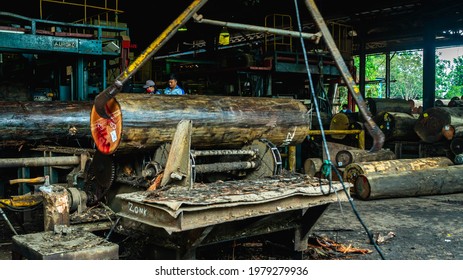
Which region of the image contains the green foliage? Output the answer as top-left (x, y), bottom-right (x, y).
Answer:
top-left (350, 48), bottom-right (463, 102)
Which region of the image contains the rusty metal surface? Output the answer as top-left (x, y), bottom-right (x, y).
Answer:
top-left (12, 230), bottom-right (119, 260)
top-left (116, 173), bottom-right (351, 232)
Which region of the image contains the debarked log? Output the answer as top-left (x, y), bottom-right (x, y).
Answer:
top-left (0, 101), bottom-right (93, 147)
top-left (373, 112), bottom-right (419, 141)
top-left (343, 156), bottom-right (454, 192)
top-left (414, 107), bottom-right (463, 143)
top-left (335, 148), bottom-right (396, 168)
top-left (90, 94), bottom-right (311, 154)
top-left (355, 165), bottom-right (463, 200)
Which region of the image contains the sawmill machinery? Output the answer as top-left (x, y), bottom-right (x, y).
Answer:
top-left (0, 0), bottom-right (384, 259)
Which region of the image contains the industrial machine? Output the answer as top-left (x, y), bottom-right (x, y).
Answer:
top-left (0, 0), bottom-right (385, 260)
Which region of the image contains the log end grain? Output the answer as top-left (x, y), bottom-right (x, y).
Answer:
top-left (354, 174), bottom-right (371, 200)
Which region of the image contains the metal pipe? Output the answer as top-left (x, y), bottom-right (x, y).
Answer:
top-left (304, 0), bottom-right (385, 152)
top-left (193, 13), bottom-right (322, 42)
top-left (195, 161), bottom-right (257, 173)
top-left (0, 156), bottom-right (80, 168)
top-left (192, 149), bottom-right (258, 157)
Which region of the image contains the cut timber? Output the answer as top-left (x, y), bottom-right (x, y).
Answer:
top-left (335, 148), bottom-right (396, 168)
top-left (414, 107), bottom-right (463, 143)
top-left (161, 120), bottom-right (192, 188)
top-left (373, 112), bottom-right (419, 141)
top-left (90, 94), bottom-right (311, 154)
top-left (343, 156), bottom-right (454, 192)
top-left (355, 165), bottom-right (463, 200)
top-left (42, 185), bottom-right (70, 231)
top-left (442, 124), bottom-right (463, 141)
top-left (303, 158), bottom-right (323, 177)
top-left (0, 101), bottom-right (93, 148)
top-left (329, 112), bottom-right (359, 140)
top-left (366, 98), bottom-right (411, 116)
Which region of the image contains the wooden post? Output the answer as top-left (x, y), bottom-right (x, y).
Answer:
top-left (160, 120), bottom-right (193, 188)
top-left (41, 184), bottom-right (70, 231)
top-left (335, 148), bottom-right (396, 168)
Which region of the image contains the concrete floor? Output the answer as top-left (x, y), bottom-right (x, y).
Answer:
top-left (311, 192), bottom-right (463, 260)
top-left (1, 192), bottom-right (462, 260)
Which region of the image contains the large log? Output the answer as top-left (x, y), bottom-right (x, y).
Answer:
top-left (303, 157), bottom-right (323, 177)
top-left (355, 165), bottom-right (463, 200)
top-left (343, 156), bottom-right (454, 190)
top-left (0, 101), bottom-right (93, 147)
top-left (414, 107), bottom-right (463, 143)
top-left (373, 112), bottom-right (419, 141)
top-left (366, 98), bottom-right (411, 116)
top-left (335, 148), bottom-right (396, 168)
top-left (329, 112), bottom-right (359, 140)
top-left (90, 94), bottom-right (311, 154)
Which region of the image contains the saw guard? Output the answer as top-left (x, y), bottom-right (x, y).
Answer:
top-left (90, 98), bottom-right (123, 155)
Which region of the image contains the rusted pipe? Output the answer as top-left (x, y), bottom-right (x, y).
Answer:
top-left (0, 156), bottom-right (80, 168)
top-left (195, 161), bottom-right (257, 173)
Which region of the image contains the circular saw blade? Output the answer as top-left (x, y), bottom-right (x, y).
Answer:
top-left (85, 150), bottom-right (116, 205)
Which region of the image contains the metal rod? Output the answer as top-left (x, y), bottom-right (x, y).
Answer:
top-left (195, 161), bottom-right (257, 173)
top-left (0, 208), bottom-right (18, 235)
top-left (193, 13), bottom-right (322, 42)
top-left (192, 149), bottom-right (258, 157)
top-left (0, 156), bottom-right (80, 168)
top-left (304, 0), bottom-right (385, 152)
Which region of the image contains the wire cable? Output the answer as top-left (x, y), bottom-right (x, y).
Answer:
top-left (293, 0), bottom-right (385, 260)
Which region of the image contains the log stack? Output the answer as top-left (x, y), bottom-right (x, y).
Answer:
top-left (373, 112), bottom-right (419, 141)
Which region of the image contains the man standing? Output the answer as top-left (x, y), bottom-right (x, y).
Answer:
top-left (164, 74), bottom-right (185, 95)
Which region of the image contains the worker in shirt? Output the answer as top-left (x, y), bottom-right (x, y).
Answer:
top-left (143, 79), bottom-right (161, 94)
top-left (164, 74), bottom-right (185, 95)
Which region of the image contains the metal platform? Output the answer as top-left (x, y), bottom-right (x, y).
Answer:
top-left (116, 173), bottom-right (351, 259)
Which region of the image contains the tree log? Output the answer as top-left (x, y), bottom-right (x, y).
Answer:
top-left (343, 156), bottom-right (454, 191)
top-left (90, 94), bottom-right (311, 154)
top-left (355, 165), bottom-right (463, 200)
top-left (373, 112), bottom-right (419, 141)
top-left (0, 101), bottom-right (93, 148)
top-left (366, 98), bottom-right (411, 116)
top-left (303, 158), bottom-right (323, 177)
top-left (450, 137), bottom-right (463, 154)
top-left (414, 107), bottom-right (463, 143)
top-left (335, 148), bottom-right (396, 168)
top-left (329, 112), bottom-right (359, 140)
